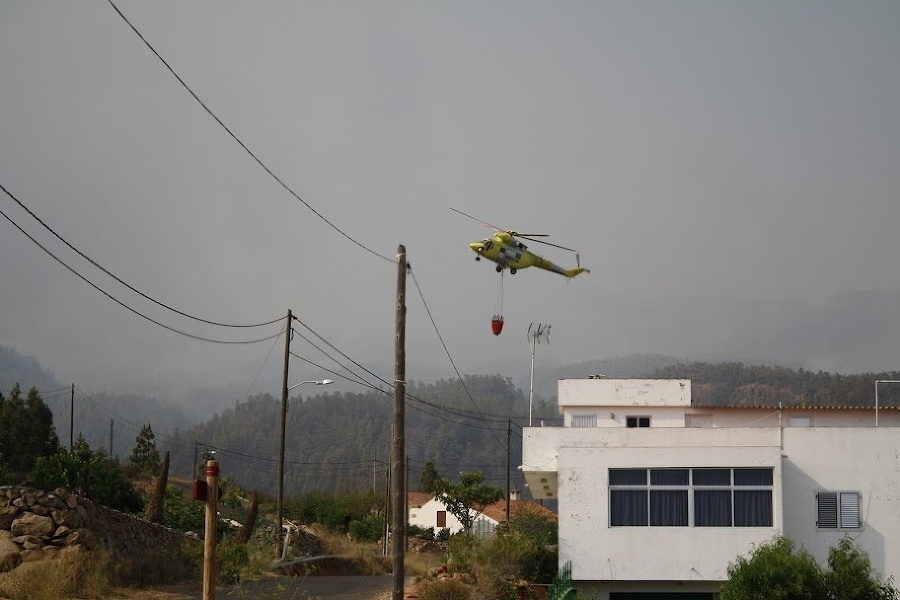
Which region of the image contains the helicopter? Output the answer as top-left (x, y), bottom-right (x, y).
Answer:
top-left (452, 208), bottom-right (590, 278)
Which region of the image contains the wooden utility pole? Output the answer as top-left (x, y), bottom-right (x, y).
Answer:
top-left (277, 309), bottom-right (293, 555)
top-left (506, 418), bottom-right (511, 523)
top-left (203, 460), bottom-right (219, 600)
top-left (69, 384), bottom-right (75, 449)
top-left (392, 245), bottom-right (407, 600)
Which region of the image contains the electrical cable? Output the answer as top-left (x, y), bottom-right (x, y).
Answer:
top-left (105, 0), bottom-right (395, 265)
top-left (409, 268), bottom-right (507, 450)
top-left (1, 182), bottom-right (282, 328)
top-left (0, 204), bottom-right (283, 345)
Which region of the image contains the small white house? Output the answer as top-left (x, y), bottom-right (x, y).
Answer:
top-left (522, 378), bottom-right (900, 599)
top-left (408, 490), bottom-right (556, 537)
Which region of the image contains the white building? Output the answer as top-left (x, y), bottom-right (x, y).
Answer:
top-left (522, 378), bottom-right (900, 599)
top-left (408, 490), bottom-right (556, 537)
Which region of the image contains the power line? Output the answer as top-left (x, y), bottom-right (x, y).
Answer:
top-left (409, 268), bottom-right (507, 450)
top-left (105, 0), bottom-right (394, 264)
top-left (0, 203), bottom-right (283, 345)
top-left (1, 182), bottom-right (282, 328)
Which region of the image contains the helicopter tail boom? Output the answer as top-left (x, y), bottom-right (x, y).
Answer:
top-left (564, 266), bottom-right (589, 278)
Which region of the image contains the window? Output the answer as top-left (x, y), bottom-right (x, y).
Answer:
top-left (609, 467), bottom-right (774, 528)
top-left (685, 414), bottom-right (712, 428)
top-left (789, 416), bottom-right (811, 427)
top-left (817, 492), bottom-right (861, 529)
top-left (571, 414), bottom-right (598, 428)
top-left (626, 416), bottom-right (651, 428)
top-left (436, 511), bottom-right (447, 528)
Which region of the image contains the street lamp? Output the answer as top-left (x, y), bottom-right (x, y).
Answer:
top-left (288, 379), bottom-right (333, 391)
top-left (277, 379), bottom-right (333, 553)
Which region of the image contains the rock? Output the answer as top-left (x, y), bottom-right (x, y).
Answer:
top-left (0, 506), bottom-right (19, 530)
top-left (38, 494), bottom-right (68, 511)
top-left (11, 512), bottom-right (55, 537)
top-left (0, 534), bottom-right (21, 573)
top-left (12, 535), bottom-right (43, 550)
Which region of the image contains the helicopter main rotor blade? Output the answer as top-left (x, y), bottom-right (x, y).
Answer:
top-left (518, 235), bottom-right (577, 252)
top-left (450, 207), bottom-right (506, 232)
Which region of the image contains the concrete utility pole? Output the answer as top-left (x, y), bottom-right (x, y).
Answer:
top-left (277, 309), bottom-right (293, 554)
top-left (392, 245), bottom-right (407, 600)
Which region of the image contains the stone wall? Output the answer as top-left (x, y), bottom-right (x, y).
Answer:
top-left (0, 486), bottom-right (195, 576)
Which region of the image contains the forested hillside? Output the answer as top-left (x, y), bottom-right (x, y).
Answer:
top-left (163, 375), bottom-right (541, 497)
top-left (647, 362), bottom-right (900, 408)
top-left (6, 343), bottom-right (900, 500)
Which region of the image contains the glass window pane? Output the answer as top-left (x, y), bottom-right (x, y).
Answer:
top-left (734, 468), bottom-right (773, 486)
top-left (638, 417), bottom-right (650, 427)
top-left (609, 469), bottom-right (647, 486)
top-left (692, 468), bottom-right (731, 486)
top-left (650, 490), bottom-right (688, 526)
top-left (651, 469), bottom-right (689, 486)
top-left (734, 490), bottom-right (773, 526)
top-left (694, 490), bottom-right (732, 527)
top-left (611, 490), bottom-right (648, 526)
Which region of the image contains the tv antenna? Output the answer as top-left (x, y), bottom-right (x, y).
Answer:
top-left (527, 323), bottom-right (551, 426)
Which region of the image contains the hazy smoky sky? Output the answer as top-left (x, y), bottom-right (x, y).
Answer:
top-left (2, 1), bottom-right (899, 398)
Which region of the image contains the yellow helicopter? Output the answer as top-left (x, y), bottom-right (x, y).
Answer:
top-left (452, 208), bottom-right (590, 278)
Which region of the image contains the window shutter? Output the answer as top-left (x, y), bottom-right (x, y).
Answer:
top-left (817, 492), bottom-right (838, 528)
top-left (572, 414), bottom-right (598, 428)
top-left (840, 492), bottom-right (861, 528)
top-left (685, 414), bottom-right (712, 428)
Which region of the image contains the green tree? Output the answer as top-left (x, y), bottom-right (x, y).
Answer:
top-left (0, 384), bottom-right (60, 479)
top-left (129, 423), bottom-right (161, 475)
top-left (432, 470), bottom-right (504, 537)
top-left (420, 461), bottom-right (440, 493)
top-left (825, 537), bottom-right (899, 600)
top-left (718, 537), bottom-right (826, 600)
top-left (29, 435), bottom-right (144, 513)
top-left (718, 536), bottom-right (899, 600)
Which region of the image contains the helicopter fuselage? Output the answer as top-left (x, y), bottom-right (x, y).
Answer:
top-left (468, 232), bottom-right (587, 278)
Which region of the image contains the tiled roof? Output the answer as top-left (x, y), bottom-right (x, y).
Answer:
top-left (408, 491), bottom-right (433, 508)
top-left (479, 499), bottom-right (557, 524)
top-left (691, 403), bottom-right (900, 410)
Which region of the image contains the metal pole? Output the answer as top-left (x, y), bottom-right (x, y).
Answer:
top-left (277, 309), bottom-right (292, 553)
top-left (529, 333), bottom-right (536, 427)
top-left (874, 380), bottom-right (900, 427)
top-left (392, 245), bottom-right (407, 600)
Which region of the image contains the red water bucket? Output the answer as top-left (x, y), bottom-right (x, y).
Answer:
top-left (491, 316), bottom-right (504, 335)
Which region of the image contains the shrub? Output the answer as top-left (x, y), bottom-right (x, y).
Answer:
top-left (217, 544), bottom-right (250, 585)
top-left (418, 578), bottom-right (472, 600)
top-left (349, 515), bottom-right (385, 542)
top-left (163, 485), bottom-right (205, 532)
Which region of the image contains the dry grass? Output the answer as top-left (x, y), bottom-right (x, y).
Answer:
top-left (0, 548), bottom-right (111, 600)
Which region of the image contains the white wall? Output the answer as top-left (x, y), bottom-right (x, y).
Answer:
top-left (408, 497), bottom-right (465, 534)
top-left (559, 379), bottom-right (691, 412)
top-left (782, 427), bottom-right (900, 579)
top-left (553, 429), bottom-right (782, 582)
